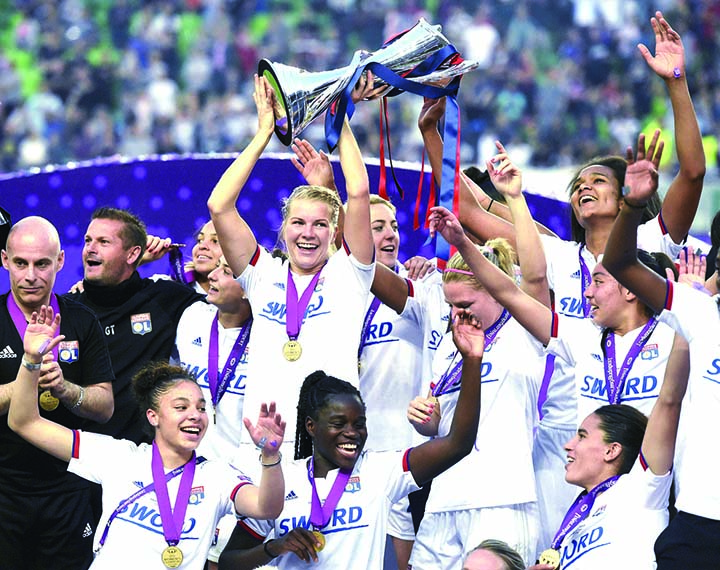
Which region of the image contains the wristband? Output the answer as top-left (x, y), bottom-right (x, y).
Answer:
top-left (21, 357), bottom-right (42, 371)
top-left (485, 198), bottom-right (494, 212)
top-left (259, 451), bottom-right (282, 467)
top-left (264, 540), bottom-right (278, 559)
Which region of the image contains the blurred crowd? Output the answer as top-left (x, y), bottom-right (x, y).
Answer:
top-left (0, 0), bottom-right (719, 173)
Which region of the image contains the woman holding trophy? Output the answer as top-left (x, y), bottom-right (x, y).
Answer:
top-left (207, 73), bottom-right (380, 458)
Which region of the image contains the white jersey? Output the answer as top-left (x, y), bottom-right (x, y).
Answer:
top-left (172, 301), bottom-right (250, 462)
top-left (547, 314), bottom-right (675, 425)
top-left (659, 280), bottom-right (720, 519)
top-left (557, 460), bottom-right (671, 569)
top-left (425, 320), bottom-right (543, 512)
top-left (238, 246), bottom-right (374, 447)
top-left (359, 266), bottom-right (449, 452)
top-left (242, 450), bottom-right (419, 569)
top-left (67, 432), bottom-right (251, 570)
top-left (537, 219), bottom-right (681, 428)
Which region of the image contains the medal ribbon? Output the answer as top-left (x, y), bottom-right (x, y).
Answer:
top-left (432, 309), bottom-right (511, 397)
top-left (151, 442), bottom-right (197, 547)
top-left (168, 248), bottom-right (188, 284)
top-left (550, 475), bottom-right (620, 550)
top-left (7, 293), bottom-right (61, 361)
top-left (207, 313), bottom-right (252, 408)
top-left (98, 451), bottom-right (203, 548)
top-left (602, 317), bottom-right (658, 404)
top-left (358, 265), bottom-right (400, 361)
top-left (357, 296), bottom-right (382, 361)
top-left (578, 246), bottom-right (592, 318)
top-left (285, 265), bottom-right (324, 342)
top-left (307, 458), bottom-right (352, 530)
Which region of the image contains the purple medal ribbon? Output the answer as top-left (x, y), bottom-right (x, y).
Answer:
top-left (578, 246), bottom-right (592, 318)
top-left (602, 317), bottom-right (658, 404)
top-left (307, 457), bottom-right (352, 530)
top-left (432, 309), bottom-right (511, 397)
top-left (168, 248), bottom-right (188, 284)
top-left (98, 447), bottom-right (200, 548)
top-left (207, 313), bottom-right (252, 408)
top-left (7, 293), bottom-right (61, 361)
top-left (151, 442), bottom-right (197, 547)
top-left (286, 265), bottom-right (324, 342)
top-left (358, 296), bottom-right (382, 361)
top-left (551, 475), bottom-right (619, 550)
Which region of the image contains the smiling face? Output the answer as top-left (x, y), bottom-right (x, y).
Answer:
top-left (192, 221), bottom-right (223, 278)
top-left (564, 413), bottom-right (623, 491)
top-left (307, 393), bottom-right (367, 474)
top-left (583, 262), bottom-right (629, 329)
top-left (83, 218), bottom-right (141, 285)
top-left (206, 256), bottom-right (246, 311)
top-left (282, 198), bottom-right (336, 275)
top-left (570, 165), bottom-right (621, 229)
top-left (370, 202), bottom-right (400, 269)
top-left (443, 280), bottom-right (503, 332)
top-left (147, 380), bottom-right (208, 461)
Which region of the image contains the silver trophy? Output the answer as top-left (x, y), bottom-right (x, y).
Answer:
top-left (258, 18), bottom-right (477, 146)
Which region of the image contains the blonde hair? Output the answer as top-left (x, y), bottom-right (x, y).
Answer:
top-left (369, 194), bottom-right (397, 214)
top-left (278, 185), bottom-right (342, 250)
top-left (443, 238), bottom-right (516, 287)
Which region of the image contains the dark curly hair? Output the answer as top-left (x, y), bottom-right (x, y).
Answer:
top-left (132, 361), bottom-right (198, 436)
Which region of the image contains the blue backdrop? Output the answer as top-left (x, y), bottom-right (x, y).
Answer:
top-left (0, 154), bottom-right (571, 294)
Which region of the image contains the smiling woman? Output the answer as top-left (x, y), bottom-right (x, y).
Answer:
top-left (7, 306), bottom-right (287, 570)
top-left (217, 308), bottom-right (486, 570)
top-left (206, 74), bottom-right (376, 457)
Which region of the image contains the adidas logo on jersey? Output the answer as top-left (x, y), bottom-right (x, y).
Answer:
top-left (273, 282), bottom-right (286, 291)
top-left (82, 523), bottom-right (93, 538)
top-left (285, 490), bottom-right (298, 501)
top-left (571, 269), bottom-right (581, 279)
top-left (0, 345), bottom-right (16, 358)
top-left (192, 337), bottom-right (202, 347)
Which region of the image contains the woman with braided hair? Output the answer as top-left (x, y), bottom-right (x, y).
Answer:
top-left (217, 308), bottom-right (486, 570)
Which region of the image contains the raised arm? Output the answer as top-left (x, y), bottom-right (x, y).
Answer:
top-left (430, 206), bottom-right (553, 345)
top-left (486, 141), bottom-right (551, 307)
top-left (8, 306), bottom-right (74, 462)
top-left (417, 97), bottom-right (516, 244)
top-left (337, 116), bottom-right (373, 264)
top-left (207, 74), bottom-right (273, 276)
top-left (291, 138), bottom-right (345, 252)
top-left (640, 11), bottom-right (705, 242)
top-left (641, 333), bottom-right (688, 475)
top-left (603, 134), bottom-right (668, 313)
top-left (405, 310), bottom-right (483, 484)
top-left (232, 402), bottom-right (286, 519)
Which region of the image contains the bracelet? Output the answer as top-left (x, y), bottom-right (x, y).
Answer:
top-left (263, 540), bottom-right (278, 559)
top-left (485, 198), bottom-right (494, 212)
top-left (68, 386), bottom-right (85, 411)
top-left (21, 357), bottom-right (42, 371)
top-left (259, 451), bottom-right (282, 467)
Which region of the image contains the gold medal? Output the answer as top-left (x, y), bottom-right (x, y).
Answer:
top-left (282, 340), bottom-right (302, 361)
top-left (538, 548), bottom-right (561, 569)
top-left (161, 545), bottom-right (183, 568)
top-left (39, 390), bottom-right (60, 411)
top-left (312, 530), bottom-right (326, 552)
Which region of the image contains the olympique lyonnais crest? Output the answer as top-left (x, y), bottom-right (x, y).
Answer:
top-left (131, 313), bottom-right (152, 335)
top-left (58, 340), bottom-right (79, 363)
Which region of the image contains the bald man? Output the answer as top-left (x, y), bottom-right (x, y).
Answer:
top-left (0, 216), bottom-right (115, 570)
